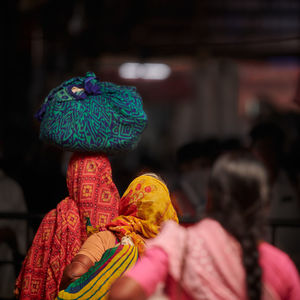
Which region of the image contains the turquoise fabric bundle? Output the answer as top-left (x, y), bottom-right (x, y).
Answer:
top-left (36, 72), bottom-right (147, 153)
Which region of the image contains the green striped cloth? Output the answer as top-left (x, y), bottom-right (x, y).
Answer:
top-left (56, 244), bottom-right (138, 300)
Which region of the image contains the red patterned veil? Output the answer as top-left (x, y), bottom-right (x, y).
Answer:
top-left (15, 153), bottom-right (120, 299)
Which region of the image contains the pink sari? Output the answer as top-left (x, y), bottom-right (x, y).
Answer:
top-left (148, 218), bottom-right (280, 300)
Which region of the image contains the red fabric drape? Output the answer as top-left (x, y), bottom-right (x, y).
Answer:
top-left (16, 153), bottom-right (120, 299)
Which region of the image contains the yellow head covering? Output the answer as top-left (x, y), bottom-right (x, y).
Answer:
top-left (106, 174), bottom-right (178, 254)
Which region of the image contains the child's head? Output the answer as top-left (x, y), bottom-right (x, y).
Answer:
top-left (107, 173), bottom-right (178, 253)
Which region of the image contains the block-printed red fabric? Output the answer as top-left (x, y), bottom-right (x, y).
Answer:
top-left (16, 153), bottom-right (120, 299)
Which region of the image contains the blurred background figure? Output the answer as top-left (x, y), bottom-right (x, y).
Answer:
top-left (170, 138), bottom-right (220, 222)
top-left (108, 151), bottom-right (300, 300)
top-left (249, 121), bottom-right (286, 188)
top-left (249, 120), bottom-right (300, 270)
top-left (170, 136), bottom-right (245, 224)
top-left (0, 140), bottom-right (28, 299)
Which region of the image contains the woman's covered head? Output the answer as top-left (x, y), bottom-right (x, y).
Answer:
top-left (207, 151), bottom-right (270, 234)
top-left (107, 173), bottom-right (178, 253)
top-left (66, 152), bottom-right (120, 230)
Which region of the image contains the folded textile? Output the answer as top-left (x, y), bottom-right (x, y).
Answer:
top-left (36, 72), bottom-right (147, 153)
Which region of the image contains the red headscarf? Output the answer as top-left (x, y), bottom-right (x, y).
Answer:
top-left (15, 153), bottom-right (119, 300)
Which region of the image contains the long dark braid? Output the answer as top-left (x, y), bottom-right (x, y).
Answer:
top-left (207, 151), bottom-right (269, 300)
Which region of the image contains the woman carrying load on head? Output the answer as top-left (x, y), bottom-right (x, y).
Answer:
top-left (57, 172), bottom-right (178, 300)
top-left (15, 72), bottom-right (148, 300)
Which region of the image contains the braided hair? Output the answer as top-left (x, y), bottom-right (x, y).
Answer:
top-left (207, 151), bottom-right (269, 300)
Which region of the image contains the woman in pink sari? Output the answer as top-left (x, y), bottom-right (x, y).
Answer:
top-left (108, 151), bottom-right (300, 300)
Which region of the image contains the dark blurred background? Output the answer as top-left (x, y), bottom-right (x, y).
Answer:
top-left (1, 0), bottom-right (300, 298)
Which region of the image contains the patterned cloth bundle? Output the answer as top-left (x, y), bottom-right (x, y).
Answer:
top-left (36, 72), bottom-right (147, 153)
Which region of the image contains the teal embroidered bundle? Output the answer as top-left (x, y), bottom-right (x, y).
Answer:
top-left (36, 72), bottom-right (148, 153)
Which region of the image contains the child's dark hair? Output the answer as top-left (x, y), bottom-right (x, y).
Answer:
top-left (207, 151), bottom-right (269, 300)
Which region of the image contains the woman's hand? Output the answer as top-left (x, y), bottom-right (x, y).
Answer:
top-left (59, 254), bottom-right (94, 291)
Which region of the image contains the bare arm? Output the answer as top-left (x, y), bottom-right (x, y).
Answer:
top-left (59, 230), bottom-right (117, 290)
top-left (59, 254), bottom-right (94, 290)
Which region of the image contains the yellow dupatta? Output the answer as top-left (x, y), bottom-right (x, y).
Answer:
top-left (107, 174), bottom-right (178, 254)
